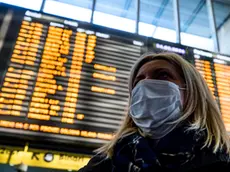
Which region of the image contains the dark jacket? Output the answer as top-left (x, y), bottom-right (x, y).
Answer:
top-left (79, 126), bottom-right (230, 172)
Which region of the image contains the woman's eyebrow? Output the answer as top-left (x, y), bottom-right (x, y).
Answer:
top-left (152, 67), bottom-right (174, 73)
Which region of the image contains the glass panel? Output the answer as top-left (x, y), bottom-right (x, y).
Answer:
top-left (181, 32), bottom-right (214, 50)
top-left (43, 0), bottom-right (93, 22)
top-left (138, 22), bottom-right (156, 37)
top-left (179, 0), bottom-right (213, 51)
top-left (139, 0), bottom-right (176, 42)
top-left (93, 0), bottom-right (137, 33)
top-left (154, 27), bottom-right (176, 43)
top-left (214, 1), bottom-right (230, 55)
top-left (0, 0), bottom-right (43, 11)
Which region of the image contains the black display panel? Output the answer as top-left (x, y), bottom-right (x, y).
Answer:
top-left (146, 37), bottom-right (192, 63)
top-left (0, 8), bottom-right (145, 147)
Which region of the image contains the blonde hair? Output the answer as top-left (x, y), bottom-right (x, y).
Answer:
top-left (96, 52), bottom-right (230, 157)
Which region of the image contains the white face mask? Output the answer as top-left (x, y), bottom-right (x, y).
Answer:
top-left (129, 79), bottom-right (183, 139)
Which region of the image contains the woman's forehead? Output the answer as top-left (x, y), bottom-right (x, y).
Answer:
top-left (137, 59), bottom-right (177, 75)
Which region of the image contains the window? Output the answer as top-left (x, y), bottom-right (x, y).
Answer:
top-left (43, 0), bottom-right (93, 22)
top-left (213, 1), bottom-right (230, 55)
top-left (138, 22), bottom-right (156, 37)
top-left (154, 27), bottom-right (176, 43)
top-left (181, 32), bottom-right (214, 50)
top-left (0, 0), bottom-right (43, 11)
top-left (179, 0), bottom-right (213, 51)
top-left (139, 0), bottom-right (176, 42)
top-left (93, 0), bottom-right (137, 33)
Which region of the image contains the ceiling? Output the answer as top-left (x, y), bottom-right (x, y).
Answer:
top-left (3, 0), bottom-right (229, 38)
top-left (91, 0), bottom-right (230, 38)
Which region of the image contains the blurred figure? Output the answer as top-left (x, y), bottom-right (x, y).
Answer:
top-left (79, 53), bottom-right (230, 172)
top-left (14, 163), bottom-right (27, 172)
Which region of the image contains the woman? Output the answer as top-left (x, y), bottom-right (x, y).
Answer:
top-left (79, 52), bottom-right (230, 172)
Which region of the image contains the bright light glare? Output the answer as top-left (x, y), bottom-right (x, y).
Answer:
top-left (153, 27), bottom-right (176, 43)
top-left (139, 23), bottom-right (177, 43)
top-left (0, 0), bottom-right (43, 10)
top-left (138, 22), bottom-right (156, 37)
top-left (138, 22), bottom-right (214, 51)
top-left (181, 32), bottom-right (214, 51)
top-left (93, 11), bottom-right (136, 33)
top-left (43, 0), bottom-right (92, 22)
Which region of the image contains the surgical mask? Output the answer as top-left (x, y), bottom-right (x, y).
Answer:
top-left (129, 79), bottom-right (183, 139)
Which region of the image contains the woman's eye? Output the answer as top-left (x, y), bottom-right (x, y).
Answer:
top-left (156, 72), bottom-right (171, 80)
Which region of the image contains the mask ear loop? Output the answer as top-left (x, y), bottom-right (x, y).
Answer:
top-left (179, 82), bottom-right (187, 90)
top-left (179, 84), bottom-right (186, 91)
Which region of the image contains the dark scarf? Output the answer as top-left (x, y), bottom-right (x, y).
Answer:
top-left (111, 126), bottom-right (229, 172)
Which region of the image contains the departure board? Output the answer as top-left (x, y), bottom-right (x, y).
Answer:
top-left (0, 6), bottom-right (230, 148)
top-left (0, 10), bottom-right (144, 146)
top-left (193, 49), bottom-right (230, 132)
top-left (214, 55), bottom-right (230, 131)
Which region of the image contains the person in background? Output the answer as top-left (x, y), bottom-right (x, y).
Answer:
top-left (14, 163), bottom-right (28, 172)
top-left (79, 53), bottom-right (230, 172)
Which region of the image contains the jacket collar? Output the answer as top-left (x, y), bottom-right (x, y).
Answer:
top-left (112, 125), bottom-right (229, 172)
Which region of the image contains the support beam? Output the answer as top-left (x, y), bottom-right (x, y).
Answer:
top-left (206, 0), bottom-right (220, 52)
top-left (121, 0), bottom-right (133, 17)
top-left (214, 0), bottom-right (230, 6)
top-left (151, 0), bottom-right (169, 37)
top-left (173, 0), bottom-right (181, 43)
top-left (217, 13), bottom-right (230, 31)
top-left (90, 0), bottom-right (96, 23)
top-left (40, 0), bottom-right (46, 11)
top-left (152, 0), bottom-right (169, 25)
top-left (136, 0), bottom-right (140, 34)
top-left (181, 0), bottom-right (205, 32)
